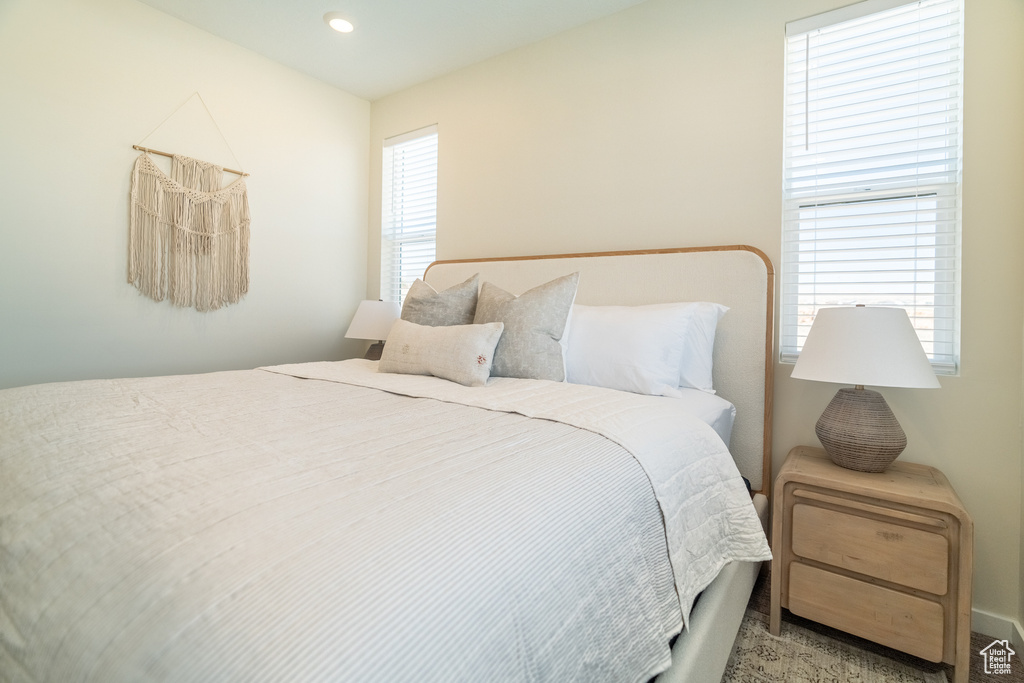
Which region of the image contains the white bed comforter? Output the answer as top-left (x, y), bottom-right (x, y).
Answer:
top-left (0, 360), bottom-right (769, 683)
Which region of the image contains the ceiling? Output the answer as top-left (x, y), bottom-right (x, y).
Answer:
top-left (136, 0), bottom-right (651, 101)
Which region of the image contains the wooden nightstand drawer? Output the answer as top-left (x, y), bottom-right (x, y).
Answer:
top-left (789, 562), bottom-right (945, 662)
top-left (791, 502), bottom-right (948, 594)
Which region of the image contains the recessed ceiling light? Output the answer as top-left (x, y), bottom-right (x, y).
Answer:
top-left (323, 12), bottom-right (354, 33)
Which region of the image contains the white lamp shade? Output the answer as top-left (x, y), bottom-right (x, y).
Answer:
top-left (345, 300), bottom-right (401, 341)
top-left (791, 306), bottom-right (940, 389)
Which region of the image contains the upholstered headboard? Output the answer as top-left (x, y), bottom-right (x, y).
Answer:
top-left (424, 245), bottom-right (774, 495)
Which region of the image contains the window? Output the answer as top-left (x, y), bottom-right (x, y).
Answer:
top-left (781, 0), bottom-right (962, 374)
top-left (381, 125), bottom-right (438, 304)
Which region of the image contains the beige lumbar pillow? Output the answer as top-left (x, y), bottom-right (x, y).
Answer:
top-left (378, 318), bottom-right (504, 387)
top-left (400, 274), bottom-right (479, 326)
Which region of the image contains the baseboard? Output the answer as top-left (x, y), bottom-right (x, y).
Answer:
top-left (972, 607), bottom-right (1024, 652)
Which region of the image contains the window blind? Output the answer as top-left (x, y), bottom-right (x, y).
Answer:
top-left (781, 0), bottom-right (961, 374)
top-left (381, 125), bottom-right (438, 305)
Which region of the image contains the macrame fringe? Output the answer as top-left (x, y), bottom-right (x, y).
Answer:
top-left (128, 153), bottom-right (249, 312)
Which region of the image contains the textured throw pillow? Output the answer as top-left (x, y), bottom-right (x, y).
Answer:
top-left (565, 303), bottom-right (692, 397)
top-left (473, 273), bottom-right (579, 381)
top-left (401, 274), bottom-right (479, 326)
top-left (378, 319), bottom-right (504, 387)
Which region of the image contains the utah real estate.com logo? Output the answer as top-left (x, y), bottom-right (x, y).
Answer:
top-left (980, 639), bottom-right (1015, 675)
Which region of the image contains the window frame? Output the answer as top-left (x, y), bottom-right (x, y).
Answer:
top-left (780, 0), bottom-right (963, 375)
top-left (380, 125), bottom-right (439, 305)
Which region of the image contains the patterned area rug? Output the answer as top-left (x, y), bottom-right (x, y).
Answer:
top-left (723, 609), bottom-right (948, 682)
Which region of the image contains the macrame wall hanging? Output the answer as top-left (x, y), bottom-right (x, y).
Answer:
top-left (128, 93), bottom-right (251, 312)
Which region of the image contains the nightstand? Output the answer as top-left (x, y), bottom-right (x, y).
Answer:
top-left (770, 446), bottom-right (973, 683)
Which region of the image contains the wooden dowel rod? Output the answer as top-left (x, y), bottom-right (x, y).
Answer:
top-left (132, 145), bottom-right (249, 177)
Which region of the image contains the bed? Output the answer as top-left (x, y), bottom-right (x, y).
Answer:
top-left (0, 245), bottom-right (774, 683)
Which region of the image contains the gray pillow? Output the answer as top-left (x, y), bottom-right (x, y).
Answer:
top-left (401, 274), bottom-right (479, 326)
top-left (378, 319), bottom-right (504, 387)
top-left (473, 272), bottom-right (579, 381)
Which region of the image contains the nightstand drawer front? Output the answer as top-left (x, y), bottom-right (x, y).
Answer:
top-left (788, 563), bottom-right (945, 662)
top-left (791, 503), bottom-right (948, 594)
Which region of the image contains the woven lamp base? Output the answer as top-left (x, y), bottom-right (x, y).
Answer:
top-left (364, 342), bottom-right (385, 361)
top-left (815, 387), bottom-right (907, 473)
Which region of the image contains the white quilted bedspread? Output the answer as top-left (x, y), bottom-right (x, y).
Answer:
top-left (0, 360), bottom-right (769, 683)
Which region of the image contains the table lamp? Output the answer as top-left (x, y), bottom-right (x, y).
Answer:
top-left (345, 300), bottom-right (401, 360)
top-left (791, 305), bottom-right (940, 472)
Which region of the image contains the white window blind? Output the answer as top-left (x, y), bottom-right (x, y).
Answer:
top-left (781, 0), bottom-right (962, 374)
top-left (381, 125), bottom-right (438, 304)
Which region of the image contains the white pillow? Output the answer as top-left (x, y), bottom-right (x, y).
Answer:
top-left (565, 302), bottom-right (727, 396)
top-left (678, 302), bottom-right (728, 393)
top-left (378, 319), bottom-right (504, 387)
top-left (566, 303), bottom-right (690, 397)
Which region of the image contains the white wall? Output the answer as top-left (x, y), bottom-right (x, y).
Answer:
top-left (0, 0), bottom-right (370, 390)
top-left (369, 0), bottom-right (1024, 627)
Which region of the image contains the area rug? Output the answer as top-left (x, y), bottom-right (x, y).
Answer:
top-left (723, 609), bottom-right (948, 682)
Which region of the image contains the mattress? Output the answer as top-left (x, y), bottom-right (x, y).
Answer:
top-left (0, 360), bottom-right (769, 682)
top-left (674, 387), bottom-right (736, 446)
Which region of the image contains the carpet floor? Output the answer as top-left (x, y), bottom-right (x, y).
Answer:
top-left (733, 569), bottom-right (1024, 683)
top-left (724, 608), bottom-right (947, 682)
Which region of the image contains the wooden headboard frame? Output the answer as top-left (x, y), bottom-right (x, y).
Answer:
top-left (424, 245), bottom-right (775, 496)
